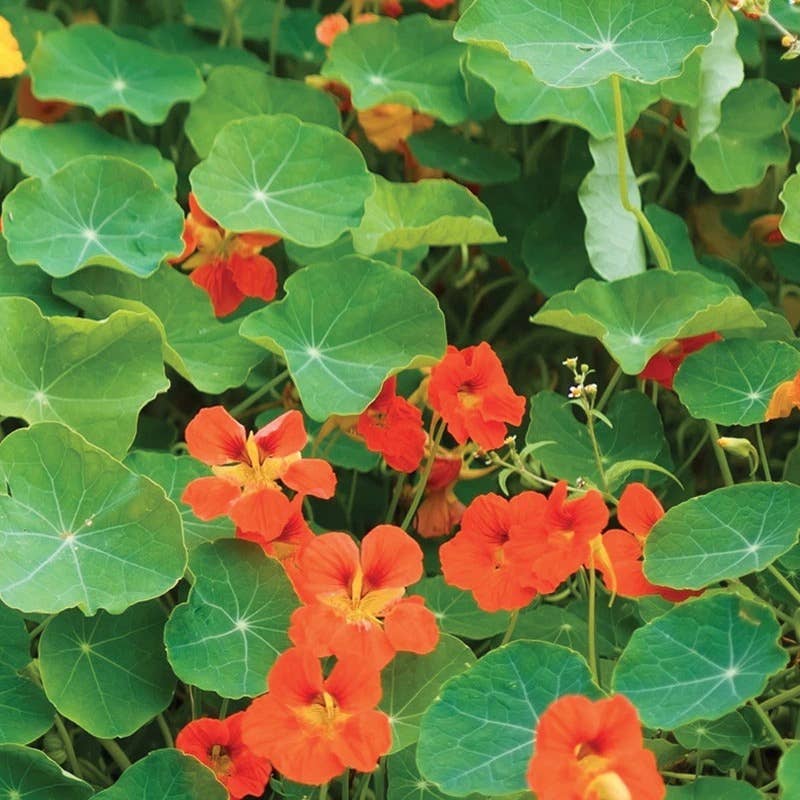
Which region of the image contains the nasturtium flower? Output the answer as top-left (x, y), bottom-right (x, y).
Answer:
top-left (439, 492), bottom-right (540, 612)
top-left (356, 376), bottom-right (426, 473)
top-left (415, 454), bottom-right (465, 538)
top-left (590, 483), bottom-right (697, 603)
top-left (506, 482), bottom-right (609, 595)
top-left (172, 193), bottom-right (279, 317)
top-left (237, 492), bottom-right (313, 564)
top-left (315, 13), bottom-right (350, 46)
top-left (243, 647), bottom-right (392, 785)
top-left (527, 694), bottom-right (665, 800)
top-left (0, 16), bottom-right (24, 78)
top-left (182, 406), bottom-right (337, 531)
top-left (289, 525), bottom-right (439, 669)
top-left (638, 332), bottom-right (721, 390)
top-left (420, 0), bottom-right (455, 8)
top-left (176, 712), bottom-right (272, 800)
top-left (428, 342), bottom-right (526, 451)
top-left (765, 370), bottom-right (800, 421)
top-left (749, 213), bottom-right (787, 246)
top-left (381, 0), bottom-right (403, 17)
top-left (17, 76), bottom-right (72, 123)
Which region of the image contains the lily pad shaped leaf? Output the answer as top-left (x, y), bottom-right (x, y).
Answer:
top-left (387, 747), bottom-right (483, 800)
top-left (0, 745), bottom-right (93, 800)
top-left (29, 24), bottom-right (204, 124)
top-left (612, 594), bottom-right (786, 729)
top-left (241, 256), bottom-right (446, 420)
top-left (352, 176), bottom-right (503, 255)
top-left (417, 641), bottom-right (596, 796)
top-left (666, 777), bottom-right (764, 800)
top-left (0, 240), bottom-right (74, 316)
top-left (0, 298), bottom-right (168, 458)
top-left (186, 66), bottom-right (341, 158)
top-left (780, 165), bottom-right (800, 244)
top-left (0, 604), bottom-right (29, 671)
top-left (381, 634), bottom-right (476, 753)
top-left (322, 16), bottom-right (470, 124)
top-left (190, 114), bottom-right (373, 247)
top-left (0, 423), bottom-right (186, 616)
top-left (644, 483), bottom-right (800, 590)
top-left (53, 265), bottom-right (264, 395)
top-left (165, 540), bottom-right (296, 699)
top-left (38, 602), bottom-right (175, 738)
top-left (673, 711), bottom-right (753, 756)
top-left (184, 0), bottom-right (278, 40)
top-left (0, 120), bottom-right (177, 194)
top-left (778, 744), bottom-right (800, 797)
top-left (92, 749), bottom-right (227, 800)
top-left (674, 339), bottom-right (800, 426)
top-left (2, 156), bottom-right (185, 279)
top-left (0, 667), bottom-right (54, 746)
top-left (532, 271), bottom-right (764, 374)
top-left (454, 0), bottom-right (715, 88)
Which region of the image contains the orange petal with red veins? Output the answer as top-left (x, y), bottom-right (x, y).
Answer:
top-left (297, 531), bottom-right (360, 596)
top-left (616, 483), bottom-right (664, 538)
top-left (185, 406), bottom-right (247, 464)
top-left (182, 476), bottom-right (241, 520)
top-left (228, 252), bottom-right (278, 302)
top-left (190, 259), bottom-right (246, 317)
top-left (361, 524), bottom-right (423, 589)
top-left (254, 409), bottom-right (307, 457)
top-left (283, 458), bottom-right (337, 498)
top-left (229, 489), bottom-right (292, 541)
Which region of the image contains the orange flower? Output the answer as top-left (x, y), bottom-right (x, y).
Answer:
top-left (420, 0), bottom-right (455, 7)
top-left (749, 213), bottom-right (787, 247)
top-left (242, 648), bottom-right (392, 784)
top-left (527, 695), bottom-right (665, 800)
top-left (590, 483), bottom-right (697, 603)
top-left (505, 482), bottom-right (609, 595)
top-left (428, 342), bottom-right (525, 451)
top-left (415, 455), bottom-right (465, 538)
top-left (315, 13), bottom-right (349, 46)
top-left (765, 370), bottom-right (800, 421)
top-left (381, 0), bottom-right (404, 17)
top-left (176, 712), bottom-right (272, 800)
top-left (356, 377), bottom-right (426, 472)
top-left (171, 194), bottom-right (279, 317)
top-left (638, 332), bottom-right (721, 390)
top-left (439, 493), bottom-right (540, 612)
top-left (289, 525), bottom-right (439, 668)
top-left (181, 406), bottom-right (337, 531)
top-left (237, 493), bottom-right (313, 563)
top-left (17, 77), bottom-right (72, 123)
top-left (0, 16), bottom-right (24, 78)
top-left (358, 104), bottom-right (415, 152)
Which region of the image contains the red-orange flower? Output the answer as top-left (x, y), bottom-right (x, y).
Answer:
top-left (439, 492), bottom-right (540, 612)
top-left (289, 525), bottom-right (439, 669)
top-left (428, 342), bottom-right (525, 451)
top-left (527, 694), bottom-right (665, 800)
top-left (765, 370), bottom-right (800, 421)
top-left (171, 194), bottom-right (279, 317)
top-left (176, 712), bottom-right (272, 800)
top-left (242, 648), bottom-right (392, 785)
top-left (415, 455), bottom-right (465, 538)
top-left (381, 0), bottom-right (403, 17)
top-left (420, 0), bottom-right (455, 8)
top-left (750, 213), bottom-right (787, 246)
top-left (237, 493), bottom-right (314, 563)
top-left (17, 77), bottom-right (72, 123)
top-left (315, 13), bottom-right (349, 46)
top-left (590, 483), bottom-right (697, 603)
top-left (356, 377), bottom-right (426, 472)
top-left (182, 406), bottom-right (337, 531)
top-left (505, 482), bottom-right (609, 595)
top-left (638, 333), bottom-right (721, 390)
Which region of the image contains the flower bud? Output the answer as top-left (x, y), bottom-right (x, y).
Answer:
top-left (717, 437), bottom-right (757, 460)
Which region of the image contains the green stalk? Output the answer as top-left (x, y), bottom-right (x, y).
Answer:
top-left (99, 738), bottom-right (133, 771)
top-left (270, 0), bottom-right (286, 75)
top-left (54, 715), bottom-right (84, 779)
top-left (707, 420), bottom-right (734, 487)
top-left (156, 714), bottom-right (174, 748)
top-left (749, 700), bottom-right (788, 753)
top-left (230, 368), bottom-right (290, 417)
top-left (401, 419), bottom-right (445, 531)
top-left (586, 562), bottom-right (599, 684)
top-left (755, 424), bottom-right (772, 481)
top-left (500, 608), bottom-right (519, 646)
top-left (767, 564), bottom-right (800, 606)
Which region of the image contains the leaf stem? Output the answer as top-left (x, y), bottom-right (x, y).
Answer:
top-left (385, 473), bottom-right (406, 523)
top-left (767, 564), bottom-right (800, 606)
top-left (270, 0), bottom-right (286, 75)
top-left (706, 420), bottom-right (734, 487)
top-left (156, 713), bottom-right (174, 748)
top-left (401, 418), bottom-right (444, 531)
top-left (500, 608), bottom-right (519, 646)
top-left (230, 368), bottom-right (290, 417)
top-left (610, 74), bottom-right (672, 271)
top-left (28, 614), bottom-right (55, 640)
top-left (53, 715), bottom-right (84, 780)
top-left (755, 424), bottom-right (772, 481)
top-left (586, 560), bottom-right (599, 684)
top-left (749, 699), bottom-right (788, 753)
top-left (99, 738), bottom-right (133, 772)
top-left (762, 681), bottom-right (800, 711)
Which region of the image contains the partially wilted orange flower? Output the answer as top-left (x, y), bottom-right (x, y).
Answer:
top-left (765, 370), bottom-right (800, 421)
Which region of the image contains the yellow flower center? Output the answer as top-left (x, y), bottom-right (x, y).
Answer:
top-left (584, 771), bottom-right (631, 800)
top-left (323, 565), bottom-right (404, 627)
top-left (212, 433), bottom-right (300, 491)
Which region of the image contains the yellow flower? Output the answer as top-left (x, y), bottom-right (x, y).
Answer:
top-left (0, 16), bottom-right (24, 79)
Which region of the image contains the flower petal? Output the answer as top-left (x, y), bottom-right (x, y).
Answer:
top-left (185, 406), bottom-right (247, 465)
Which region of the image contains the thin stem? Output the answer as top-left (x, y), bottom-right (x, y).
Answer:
top-left (77, 758), bottom-right (112, 787)
top-left (99, 738), bottom-right (133, 771)
top-left (762, 681), bottom-right (800, 711)
top-left (156, 714), bottom-right (174, 749)
top-left (401, 418), bottom-right (445, 531)
top-left (749, 700), bottom-right (788, 753)
top-left (586, 560), bottom-right (599, 684)
top-left (0, 80), bottom-right (20, 133)
top-left (661, 771), bottom-right (697, 782)
top-left (385, 473), bottom-right (406, 523)
top-left (767, 564), bottom-right (800, 606)
top-left (270, 0), bottom-right (286, 75)
top-left (595, 367), bottom-right (622, 414)
top-left (755, 424), bottom-right (772, 482)
top-left (53, 715), bottom-right (84, 779)
top-left (122, 112), bottom-right (138, 143)
top-left (707, 421), bottom-right (734, 487)
top-left (374, 758), bottom-right (385, 800)
top-left (219, 698), bottom-right (230, 720)
top-left (478, 282), bottom-right (535, 343)
top-left (585, 408), bottom-right (610, 496)
top-left (230, 368), bottom-right (290, 417)
top-left (610, 74), bottom-right (672, 272)
top-left (29, 614), bottom-right (55, 640)
top-left (657, 148), bottom-right (691, 207)
top-left (319, 782), bottom-right (329, 800)
top-left (500, 608), bottom-right (519, 646)
top-left (345, 471), bottom-right (358, 530)
top-left (422, 247), bottom-right (456, 287)
top-left (341, 769), bottom-right (350, 800)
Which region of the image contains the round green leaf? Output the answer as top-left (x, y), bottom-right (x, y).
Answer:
top-left (612, 594), bottom-right (786, 729)
top-left (92, 749), bottom-right (227, 800)
top-left (29, 24), bottom-right (204, 124)
top-left (532, 271), bottom-right (765, 374)
top-left (185, 0), bottom-right (278, 40)
top-left (352, 177), bottom-right (503, 254)
top-left (780, 166), bottom-right (800, 244)
top-left (412, 576), bottom-right (509, 640)
top-left (692, 80), bottom-right (791, 194)
top-left (387, 747), bottom-right (482, 800)
top-left (240, 256), bottom-right (446, 420)
top-left (673, 339), bottom-right (800, 426)
top-left (0, 243), bottom-right (74, 316)
top-left (454, 0), bottom-right (715, 88)
top-left (673, 711), bottom-right (753, 756)
top-left (125, 451), bottom-right (234, 551)
top-left (0, 298), bottom-right (168, 458)
top-left (527, 390), bottom-right (671, 491)
top-left (644, 483), bottom-right (800, 590)
top-left (0, 603), bottom-right (30, 671)
top-left (513, 603), bottom-right (617, 659)
top-left (0, 121), bottom-right (177, 194)
top-left (186, 66), bottom-right (341, 158)
top-left (322, 16), bottom-right (470, 124)
top-left (0, 669), bottom-right (53, 745)
top-left (0, 745), bottom-right (93, 800)
top-left (666, 777), bottom-right (763, 800)
top-left (778, 744), bottom-right (800, 796)
top-left (39, 602), bottom-right (175, 738)
top-left (2, 156), bottom-right (185, 278)
top-left (0, 423), bottom-right (186, 616)
top-left (53, 265), bottom-right (264, 395)
top-left (165, 540), bottom-right (296, 699)
top-left (381, 634), bottom-right (476, 753)
top-left (286, 233), bottom-right (428, 274)
top-left (190, 114), bottom-right (373, 247)
top-left (417, 641), bottom-right (596, 796)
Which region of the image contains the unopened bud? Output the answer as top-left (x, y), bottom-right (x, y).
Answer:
top-left (563, 357), bottom-right (578, 370)
top-left (584, 383), bottom-right (598, 396)
top-left (717, 437), bottom-right (757, 460)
